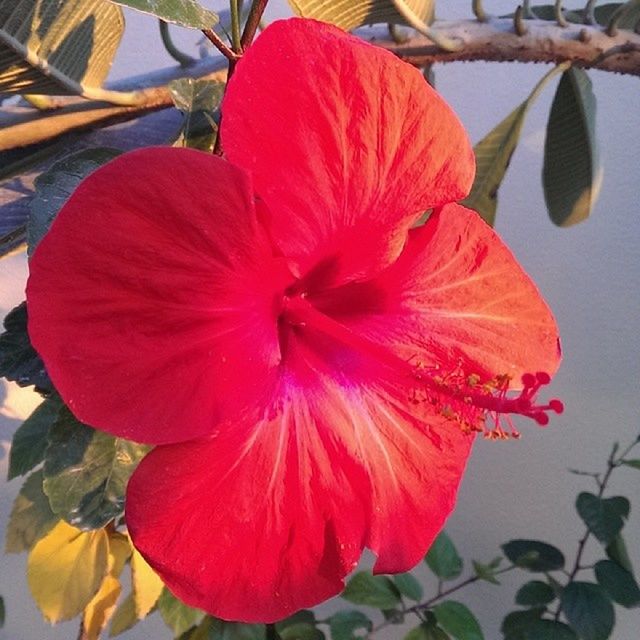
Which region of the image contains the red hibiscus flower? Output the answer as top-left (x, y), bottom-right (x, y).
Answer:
top-left (26, 18), bottom-right (562, 623)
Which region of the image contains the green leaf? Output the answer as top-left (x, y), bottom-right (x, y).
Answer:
top-left (0, 595), bottom-right (4, 627)
top-left (502, 540), bottom-right (565, 572)
top-left (561, 582), bottom-right (614, 640)
top-left (393, 572), bottom-right (424, 601)
top-left (621, 458), bottom-right (640, 469)
top-left (425, 531), bottom-right (463, 580)
top-left (543, 68), bottom-right (601, 227)
top-left (605, 534), bottom-right (634, 574)
top-left (109, 593), bottom-right (138, 637)
top-left (28, 148), bottom-right (122, 256)
top-left (0, 302), bottom-right (51, 391)
top-left (157, 589), bottom-right (205, 637)
top-left (43, 407), bottom-right (149, 529)
top-left (0, 0), bottom-right (124, 96)
top-left (5, 469), bottom-right (58, 553)
top-left (432, 601), bottom-right (484, 640)
top-left (405, 623), bottom-right (452, 640)
top-left (472, 560), bottom-right (501, 585)
top-left (8, 394), bottom-right (62, 480)
top-left (328, 610), bottom-right (373, 640)
top-left (169, 78), bottom-right (224, 152)
top-left (516, 581), bottom-right (556, 607)
top-left (288, 0), bottom-right (435, 33)
top-left (208, 619), bottom-right (268, 640)
top-left (275, 612), bottom-right (321, 640)
top-left (523, 620), bottom-right (577, 640)
top-left (462, 64), bottom-right (566, 226)
top-left (576, 492), bottom-right (628, 545)
top-left (501, 607), bottom-right (545, 638)
top-left (341, 572), bottom-right (401, 609)
top-left (112, 0), bottom-right (218, 29)
top-left (594, 559), bottom-right (640, 608)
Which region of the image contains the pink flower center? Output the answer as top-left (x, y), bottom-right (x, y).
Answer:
top-left (281, 294), bottom-right (563, 439)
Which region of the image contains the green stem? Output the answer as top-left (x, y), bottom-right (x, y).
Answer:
top-left (369, 565), bottom-right (516, 636)
top-left (230, 0), bottom-right (243, 52)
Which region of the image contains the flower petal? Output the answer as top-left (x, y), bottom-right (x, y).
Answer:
top-left (27, 148), bottom-right (286, 444)
top-left (126, 376), bottom-right (472, 622)
top-left (311, 204), bottom-right (561, 381)
top-left (222, 18), bottom-right (475, 287)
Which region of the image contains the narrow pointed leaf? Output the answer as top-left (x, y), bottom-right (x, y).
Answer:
top-left (543, 68), bottom-right (601, 227)
top-left (0, 0), bottom-right (124, 96)
top-left (109, 593), bottom-right (138, 637)
top-left (463, 64), bottom-right (566, 226)
top-left (112, 0), bottom-right (218, 29)
top-left (131, 548), bottom-right (165, 619)
top-left (560, 582), bottom-right (614, 640)
top-left (288, 0), bottom-right (435, 33)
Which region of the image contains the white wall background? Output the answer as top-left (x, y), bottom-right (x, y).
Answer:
top-left (1, 1), bottom-right (638, 638)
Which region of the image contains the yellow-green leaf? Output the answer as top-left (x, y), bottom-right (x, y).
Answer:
top-left (27, 520), bottom-right (109, 623)
top-left (131, 547), bottom-right (165, 619)
top-left (0, 0), bottom-right (124, 97)
top-left (109, 593), bottom-right (138, 637)
top-left (83, 575), bottom-right (122, 640)
top-left (288, 0), bottom-right (434, 33)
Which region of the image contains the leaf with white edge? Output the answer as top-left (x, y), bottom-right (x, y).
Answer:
top-left (328, 610), bottom-right (373, 640)
top-left (0, 302), bottom-right (51, 391)
top-left (28, 148), bottom-right (122, 256)
top-left (43, 407), bottom-right (149, 530)
top-left (169, 78), bottom-right (224, 152)
top-left (594, 560), bottom-right (640, 608)
top-left (432, 601), bottom-right (483, 640)
top-left (112, 0), bottom-right (218, 29)
top-left (288, 0), bottom-right (435, 34)
top-left (523, 620), bottom-right (578, 640)
top-left (393, 573), bottom-right (424, 601)
top-left (131, 547), bottom-right (165, 619)
top-left (83, 575), bottom-right (122, 640)
top-left (502, 539), bottom-right (565, 572)
top-left (576, 492), bottom-right (628, 545)
top-left (27, 520), bottom-right (109, 623)
top-left (516, 581), bottom-right (556, 607)
top-left (8, 394), bottom-right (62, 480)
top-left (543, 67), bottom-right (601, 227)
top-left (561, 582), bottom-right (614, 640)
top-left (463, 64), bottom-right (567, 226)
top-left (157, 588), bottom-right (205, 636)
top-left (109, 592), bottom-right (138, 637)
top-left (425, 531), bottom-right (463, 580)
top-left (5, 469), bottom-right (58, 553)
top-left (605, 534), bottom-right (634, 574)
top-left (342, 572), bottom-right (401, 609)
top-left (0, 0), bottom-right (124, 97)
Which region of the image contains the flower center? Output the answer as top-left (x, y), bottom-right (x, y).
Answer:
top-left (281, 295), bottom-right (563, 439)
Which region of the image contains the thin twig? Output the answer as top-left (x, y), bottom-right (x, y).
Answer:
top-left (202, 28), bottom-right (241, 61)
top-left (241, 0), bottom-right (269, 48)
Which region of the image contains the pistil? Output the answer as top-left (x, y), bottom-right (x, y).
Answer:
top-left (282, 295), bottom-right (563, 438)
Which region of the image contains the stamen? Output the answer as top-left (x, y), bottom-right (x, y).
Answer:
top-left (281, 295), bottom-right (563, 439)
